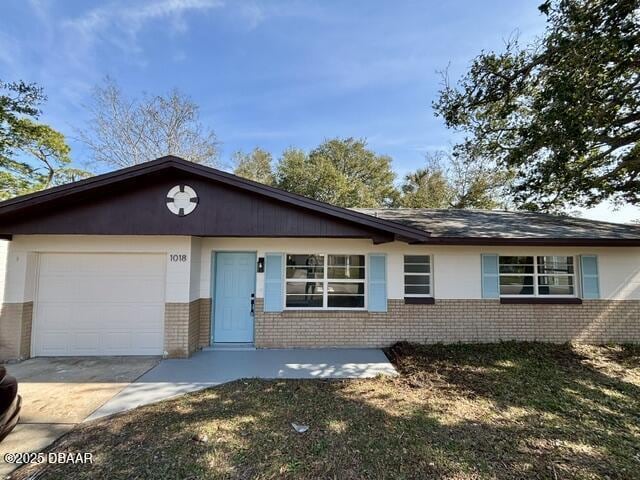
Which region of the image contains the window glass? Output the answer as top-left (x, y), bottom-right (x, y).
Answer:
top-left (285, 282), bottom-right (324, 295)
top-left (405, 255), bottom-right (429, 264)
top-left (328, 255), bottom-right (365, 267)
top-left (285, 294), bottom-right (323, 308)
top-left (327, 282), bottom-right (365, 295)
top-left (500, 275), bottom-right (535, 286)
top-left (285, 254), bottom-right (324, 279)
top-left (285, 254), bottom-right (365, 309)
top-left (499, 256), bottom-right (534, 265)
top-left (499, 256), bottom-right (535, 274)
top-left (404, 275), bottom-right (430, 285)
top-left (328, 295), bottom-right (365, 308)
top-left (404, 263), bottom-right (430, 273)
top-left (537, 256), bottom-right (574, 274)
top-left (327, 282), bottom-right (365, 308)
top-left (404, 255), bottom-right (431, 297)
top-left (405, 285), bottom-right (429, 295)
top-left (498, 255), bottom-right (575, 297)
top-left (538, 275), bottom-right (574, 295)
top-left (500, 284), bottom-right (535, 296)
top-left (327, 267), bottom-right (366, 279)
top-left (327, 255), bottom-right (365, 279)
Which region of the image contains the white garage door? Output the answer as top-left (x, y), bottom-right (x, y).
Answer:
top-left (33, 253), bottom-right (165, 356)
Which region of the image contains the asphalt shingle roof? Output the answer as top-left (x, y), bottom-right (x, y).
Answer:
top-left (355, 208), bottom-right (640, 241)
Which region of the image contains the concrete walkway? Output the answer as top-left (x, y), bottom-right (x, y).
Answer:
top-left (87, 348), bottom-right (396, 421)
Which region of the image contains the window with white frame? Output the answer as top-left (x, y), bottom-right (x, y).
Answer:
top-left (499, 256), bottom-right (575, 297)
top-left (285, 254), bottom-right (365, 309)
top-left (404, 255), bottom-right (431, 297)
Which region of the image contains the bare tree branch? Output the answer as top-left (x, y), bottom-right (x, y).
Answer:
top-left (76, 78), bottom-right (219, 168)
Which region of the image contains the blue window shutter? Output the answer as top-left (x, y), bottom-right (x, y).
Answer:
top-left (264, 253), bottom-right (284, 312)
top-left (481, 254), bottom-right (499, 299)
top-left (368, 254), bottom-right (387, 312)
top-left (580, 255), bottom-right (600, 299)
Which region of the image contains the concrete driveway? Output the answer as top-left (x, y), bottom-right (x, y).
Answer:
top-left (0, 357), bottom-right (158, 475)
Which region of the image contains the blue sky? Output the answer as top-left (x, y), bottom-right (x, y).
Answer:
top-left (1, 0), bottom-right (637, 222)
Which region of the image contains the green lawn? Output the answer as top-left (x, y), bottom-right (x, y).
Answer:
top-left (13, 342), bottom-right (640, 479)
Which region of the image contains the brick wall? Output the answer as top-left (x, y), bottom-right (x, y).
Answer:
top-left (5, 297), bottom-right (636, 360)
top-left (0, 302), bottom-right (32, 361)
top-left (188, 300), bottom-right (201, 355)
top-left (254, 298), bottom-right (640, 348)
top-left (19, 302), bottom-right (33, 358)
top-left (198, 298), bottom-right (212, 348)
top-left (164, 299), bottom-right (203, 358)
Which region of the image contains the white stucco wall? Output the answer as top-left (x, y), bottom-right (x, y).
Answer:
top-left (189, 236), bottom-right (202, 302)
top-left (198, 238), bottom-right (640, 301)
top-left (3, 235), bottom-right (193, 303)
top-left (0, 240), bottom-right (8, 304)
top-left (596, 248), bottom-right (640, 299)
top-left (1, 236), bottom-right (639, 305)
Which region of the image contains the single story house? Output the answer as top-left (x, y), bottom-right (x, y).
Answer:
top-left (0, 155), bottom-right (638, 361)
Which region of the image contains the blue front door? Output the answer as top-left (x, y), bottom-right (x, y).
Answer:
top-left (213, 252), bottom-right (256, 343)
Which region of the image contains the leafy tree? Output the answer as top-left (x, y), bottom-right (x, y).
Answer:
top-left (447, 153), bottom-right (513, 209)
top-left (1, 80), bottom-right (86, 200)
top-left (78, 78), bottom-right (219, 168)
top-left (233, 147), bottom-right (275, 185)
top-left (273, 147), bottom-right (323, 193)
top-left (274, 138), bottom-right (397, 208)
top-left (434, 0), bottom-right (640, 211)
top-left (399, 151), bottom-right (512, 209)
top-left (400, 153), bottom-right (453, 208)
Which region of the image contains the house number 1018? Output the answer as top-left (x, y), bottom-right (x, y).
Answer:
top-left (170, 254), bottom-right (188, 262)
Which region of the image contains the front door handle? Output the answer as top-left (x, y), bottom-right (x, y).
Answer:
top-left (250, 293), bottom-right (255, 316)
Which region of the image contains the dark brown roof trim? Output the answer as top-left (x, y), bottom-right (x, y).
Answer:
top-left (0, 156), bottom-right (430, 242)
top-left (410, 237), bottom-right (640, 246)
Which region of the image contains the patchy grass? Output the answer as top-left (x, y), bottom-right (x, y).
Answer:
top-left (12, 342), bottom-right (640, 479)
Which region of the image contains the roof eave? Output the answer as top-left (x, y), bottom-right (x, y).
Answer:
top-left (408, 237), bottom-right (640, 246)
top-left (0, 156), bottom-right (431, 243)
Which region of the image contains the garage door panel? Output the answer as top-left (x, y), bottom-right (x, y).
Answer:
top-left (134, 338), bottom-right (164, 355)
top-left (105, 278), bottom-right (165, 303)
top-left (102, 332), bottom-right (132, 353)
top-left (38, 333), bottom-right (70, 355)
top-left (102, 332), bottom-right (162, 353)
top-left (72, 277), bottom-right (164, 303)
top-left (38, 254), bottom-right (74, 274)
top-left (71, 332), bottom-right (102, 354)
top-left (36, 277), bottom-right (79, 302)
top-left (34, 253), bottom-right (165, 356)
top-left (39, 253), bottom-right (165, 275)
top-left (36, 303), bottom-right (72, 329)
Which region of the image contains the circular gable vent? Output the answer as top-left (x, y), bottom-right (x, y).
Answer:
top-left (166, 185), bottom-right (198, 216)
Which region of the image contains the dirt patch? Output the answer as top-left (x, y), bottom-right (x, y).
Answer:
top-left (9, 357), bottom-right (159, 422)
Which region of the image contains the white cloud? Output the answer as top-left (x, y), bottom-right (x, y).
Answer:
top-left (227, 1), bottom-right (326, 31)
top-left (0, 0), bottom-right (228, 129)
top-left (237, 3), bottom-right (265, 30)
top-left (63, 0), bottom-right (225, 49)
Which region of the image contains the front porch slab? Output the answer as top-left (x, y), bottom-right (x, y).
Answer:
top-left (86, 348), bottom-right (396, 421)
